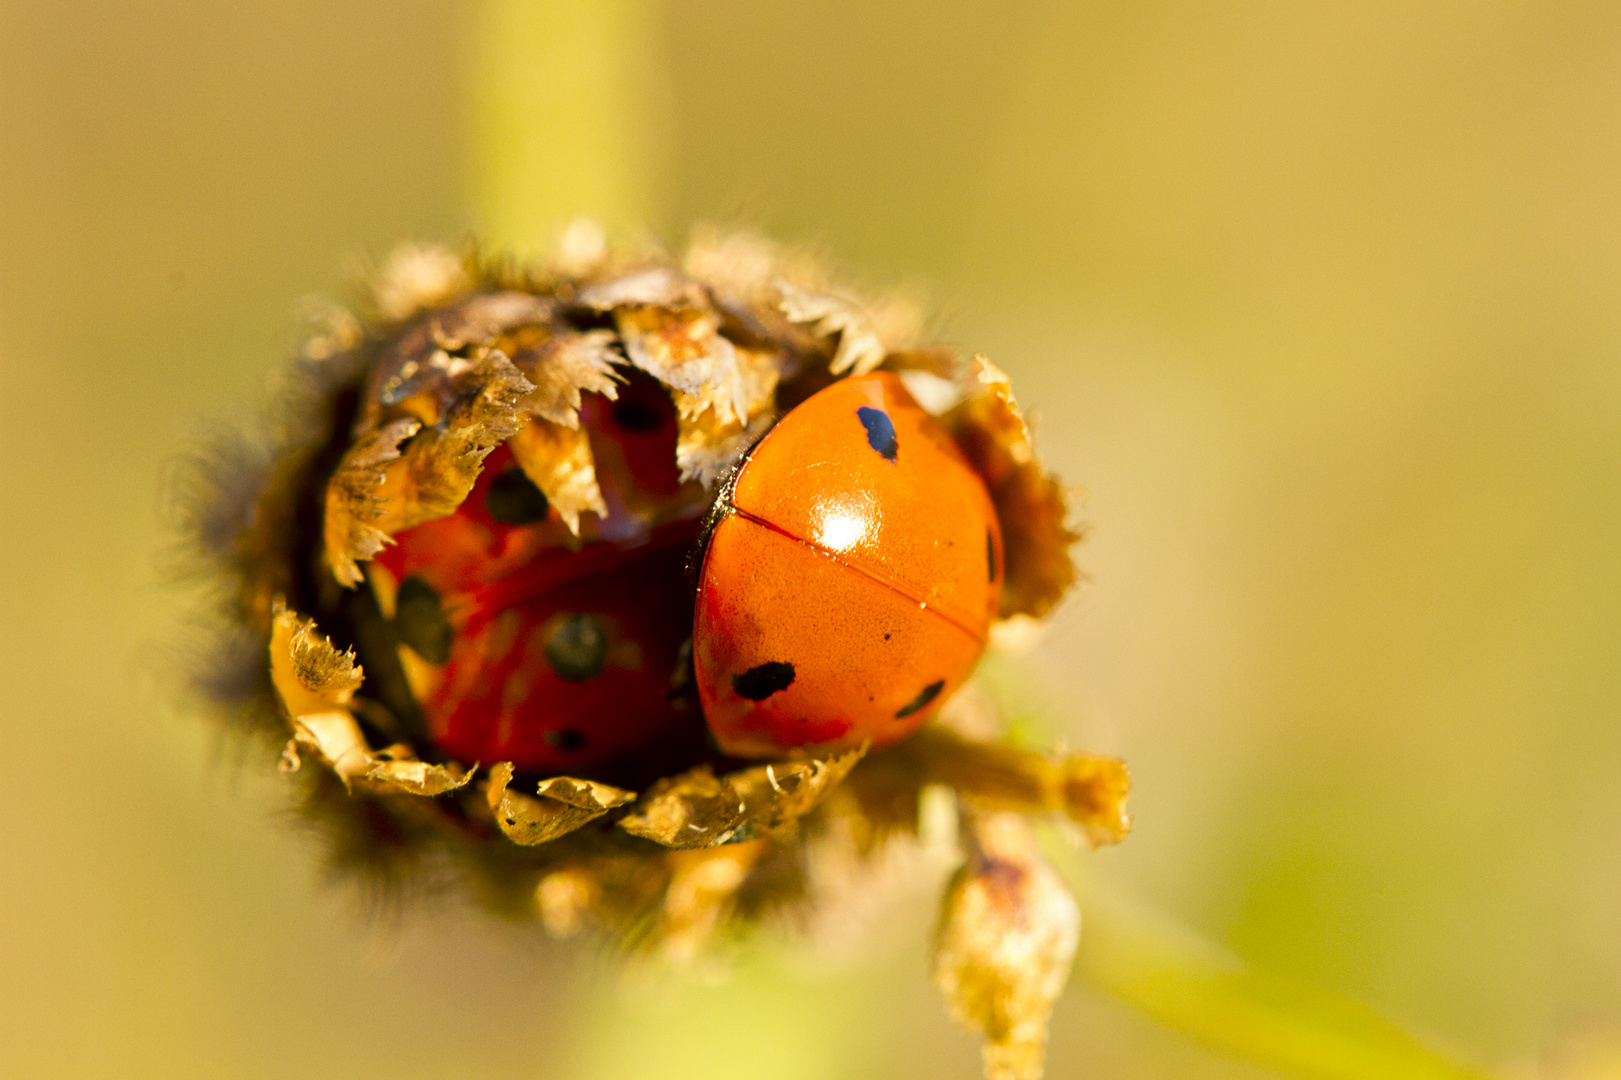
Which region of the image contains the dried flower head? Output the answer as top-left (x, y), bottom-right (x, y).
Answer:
top-left (176, 225), bottom-right (1129, 1080)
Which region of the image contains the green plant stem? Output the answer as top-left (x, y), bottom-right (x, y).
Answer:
top-left (465, 0), bottom-right (667, 252)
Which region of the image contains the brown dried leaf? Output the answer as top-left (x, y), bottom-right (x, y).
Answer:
top-left (682, 226), bottom-right (834, 359)
top-left (508, 328), bottom-right (623, 427)
top-left (485, 761), bottom-right (634, 846)
top-left (270, 604), bottom-right (363, 714)
top-left (268, 606), bottom-right (470, 796)
top-left (726, 743), bottom-right (869, 841)
top-left (620, 746), bottom-right (868, 849)
top-left (576, 266), bottom-right (705, 311)
top-left (349, 742), bottom-right (474, 797)
top-left (432, 291), bottom-right (552, 349)
top-left (675, 408), bottom-right (776, 489)
top-left (618, 765), bottom-right (746, 849)
top-left (934, 813), bottom-right (1081, 1080)
top-left (775, 280), bottom-right (888, 376)
top-left (360, 292), bottom-right (551, 431)
top-left (507, 417), bottom-right (608, 533)
top-left (669, 341), bottom-right (780, 429)
top-left (950, 356), bottom-right (1080, 619)
top-left (671, 343), bottom-right (782, 487)
top-left (903, 725), bottom-right (1130, 848)
top-left (370, 349), bottom-right (534, 535)
top-left (323, 417), bottom-right (420, 587)
top-left (615, 305), bottom-right (741, 402)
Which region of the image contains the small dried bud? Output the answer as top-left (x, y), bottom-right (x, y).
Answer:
top-left (936, 813), bottom-right (1081, 1080)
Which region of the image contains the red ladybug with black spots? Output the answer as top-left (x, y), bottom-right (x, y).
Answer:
top-left (369, 369), bottom-right (999, 775)
top-left (693, 372), bottom-right (1001, 758)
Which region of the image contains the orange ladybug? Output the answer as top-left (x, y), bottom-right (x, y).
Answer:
top-left (693, 372), bottom-right (1002, 759)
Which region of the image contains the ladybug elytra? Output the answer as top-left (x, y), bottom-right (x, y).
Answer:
top-left (694, 372), bottom-right (1001, 757)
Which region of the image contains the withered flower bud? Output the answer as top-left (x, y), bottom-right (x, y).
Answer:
top-left (176, 224), bottom-right (1129, 1080)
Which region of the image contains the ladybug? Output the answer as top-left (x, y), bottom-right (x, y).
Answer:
top-left (368, 370), bottom-right (708, 777)
top-left (693, 372), bottom-right (1002, 759)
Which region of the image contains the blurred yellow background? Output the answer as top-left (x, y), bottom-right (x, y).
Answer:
top-left (3, 2), bottom-right (1619, 1077)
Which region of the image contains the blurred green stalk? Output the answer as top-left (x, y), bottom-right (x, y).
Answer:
top-left (463, 10), bottom-right (1504, 1079)
top-left (1073, 884), bottom-right (1503, 1080)
top-left (465, 0), bottom-right (667, 252)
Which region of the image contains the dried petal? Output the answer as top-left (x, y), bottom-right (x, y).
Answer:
top-left (576, 266), bottom-right (705, 311)
top-left (270, 604), bottom-right (363, 713)
top-left (353, 743), bottom-right (474, 797)
top-left (616, 305), bottom-right (740, 404)
top-left (726, 743), bottom-right (869, 841)
top-left (950, 357), bottom-right (1080, 619)
top-left (620, 745), bottom-right (868, 850)
top-left (509, 328), bottom-right (623, 427)
top-left (485, 761), bottom-right (634, 846)
top-left (672, 343), bottom-right (782, 487)
top-left (776, 280), bottom-right (888, 376)
top-left (618, 765), bottom-right (746, 849)
top-left (359, 292), bottom-right (550, 431)
top-left (934, 812), bottom-right (1080, 1080)
top-left (370, 349), bottom-right (534, 535)
top-left (903, 725), bottom-right (1130, 848)
top-left (432, 291), bottom-right (552, 349)
top-left (323, 417), bottom-right (420, 587)
top-left (269, 606), bottom-right (470, 796)
top-left (506, 416), bottom-right (608, 533)
top-left (895, 368), bottom-right (965, 416)
top-left (683, 227), bottom-right (833, 357)
top-left (675, 407), bottom-right (777, 489)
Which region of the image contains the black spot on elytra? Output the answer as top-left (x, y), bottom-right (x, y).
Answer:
top-left (485, 466), bottom-right (550, 524)
top-left (393, 576), bottom-right (453, 664)
top-left (544, 728), bottom-right (588, 751)
top-left (733, 661), bottom-right (795, 701)
top-left (545, 614), bottom-right (608, 682)
top-left (987, 528), bottom-right (998, 580)
top-left (856, 406), bottom-right (898, 461)
top-left (895, 679), bottom-right (945, 719)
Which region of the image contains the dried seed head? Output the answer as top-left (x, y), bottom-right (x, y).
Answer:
top-left (175, 224), bottom-right (1127, 1080)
